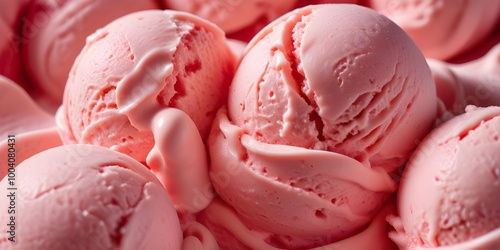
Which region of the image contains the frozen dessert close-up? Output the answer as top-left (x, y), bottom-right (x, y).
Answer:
top-left (202, 3), bottom-right (437, 249)
top-left (369, 0), bottom-right (500, 61)
top-left (22, 0), bottom-right (160, 106)
top-left (1, 0), bottom-right (500, 249)
top-left (389, 105), bottom-right (500, 249)
top-left (0, 144), bottom-right (183, 250)
top-left (56, 9), bottom-right (237, 213)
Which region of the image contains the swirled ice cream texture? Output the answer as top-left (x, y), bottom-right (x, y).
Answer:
top-left (206, 4), bottom-right (437, 249)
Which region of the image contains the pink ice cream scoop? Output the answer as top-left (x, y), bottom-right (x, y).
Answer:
top-left (389, 105), bottom-right (500, 249)
top-left (205, 4), bottom-right (437, 249)
top-left (22, 0), bottom-right (160, 105)
top-left (56, 10), bottom-right (237, 213)
top-left (0, 75), bottom-right (61, 179)
top-left (369, 0), bottom-right (500, 60)
top-left (0, 144), bottom-right (183, 249)
top-left (162, 0), bottom-right (298, 42)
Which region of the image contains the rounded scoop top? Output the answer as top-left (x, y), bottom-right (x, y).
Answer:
top-left (229, 4), bottom-right (437, 172)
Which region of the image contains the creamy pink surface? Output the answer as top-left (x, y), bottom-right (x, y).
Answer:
top-left (207, 107), bottom-right (396, 249)
top-left (0, 144), bottom-right (183, 249)
top-left (163, 0), bottom-right (297, 34)
top-left (56, 10), bottom-right (237, 213)
top-left (231, 4), bottom-right (436, 173)
top-left (296, 0), bottom-right (360, 8)
top-left (369, 0), bottom-right (500, 60)
top-left (449, 25), bottom-right (500, 64)
top-left (227, 39), bottom-right (247, 60)
top-left (206, 4), bottom-right (436, 249)
top-left (0, 0), bottom-right (28, 89)
top-left (390, 106), bottom-right (500, 249)
top-left (199, 197), bottom-right (397, 250)
top-left (426, 59), bottom-right (467, 118)
top-left (0, 76), bottom-right (61, 179)
top-left (427, 43), bottom-right (500, 111)
top-left (22, 0), bottom-right (159, 105)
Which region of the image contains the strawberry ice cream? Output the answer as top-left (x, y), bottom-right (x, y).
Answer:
top-left (204, 4), bottom-right (436, 249)
top-left (22, 0), bottom-right (160, 105)
top-left (56, 10), bottom-right (237, 213)
top-left (369, 0), bottom-right (500, 60)
top-left (389, 105), bottom-right (500, 249)
top-left (0, 144), bottom-right (183, 249)
top-left (0, 75), bottom-right (61, 179)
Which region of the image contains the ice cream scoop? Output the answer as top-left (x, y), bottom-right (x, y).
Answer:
top-left (389, 105), bottom-right (500, 249)
top-left (0, 144), bottom-right (184, 249)
top-left (22, 0), bottom-right (160, 105)
top-left (56, 10), bottom-right (237, 213)
top-left (205, 4), bottom-right (437, 249)
top-left (369, 0), bottom-right (500, 60)
top-left (0, 75), bottom-right (61, 179)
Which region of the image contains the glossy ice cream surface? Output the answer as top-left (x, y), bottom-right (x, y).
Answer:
top-left (205, 4), bottom-right (437, 249)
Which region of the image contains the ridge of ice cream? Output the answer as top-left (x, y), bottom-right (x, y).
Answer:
top-left (389, 105), bottom-right (500, 249)
top-left (204, 4), bottom-right (437, 249)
